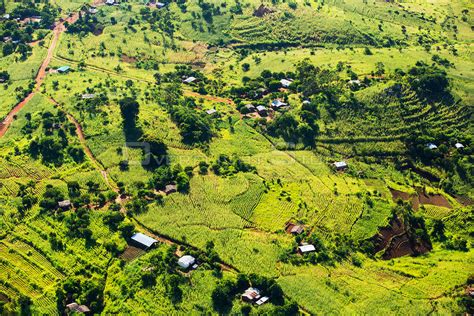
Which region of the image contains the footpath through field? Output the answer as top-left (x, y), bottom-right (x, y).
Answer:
top-left (0, 2), bottom-right (100, 138)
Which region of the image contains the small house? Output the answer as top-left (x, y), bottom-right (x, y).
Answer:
top-left (206, 109), bottom-right (217, 116)
top-left (81, 93), bottom-right (96, 99)
top-left (271, 99), bottom-right (287, 109)
top-left (130, 232), bottom-right (158, 250)
top-left (58, 200), bottom-right (72, 210)
top-left (244, 104), bottom-right (256, 112)
top-left (183, 76), bottom-right (196, 84)
top-left (57, 66), bottom-right (71, 73)
top-left (255, 296), bottom-right (269, 306)
top-left (302, 100), bottom-right (311, 105)
top-left (2, 14), bottom-right (10, 20)
top-left (177, 255), bottom-right (196, 269)
top-left (164, 184), bottom-right (177, 195)
top-left (88, 7), bottom-right (98, 14)
top-left (256, 105), bottom-right (268, 116)
top-left (105, 0), bottom-right (115, 5)
top-left (427, 143), bottom-right (437, 150)
top-left (280, 79), bottom-right (293, 88)
top-left (241, 287), bottom-right (261, 303)
top-left (298, 244), bottom-right (316, 254)
top-left (466, 286), bottom-right (474, 297)
top-left (66, 302), bottom-right (90, 313)
top-left (333, 161), bottom-right (348, 171)
top-left (455, 143), bottom-right (464, 149)
top-left (348, 79), bottom-right (361, 86)
top-left (156, 2), bottom-right (166, 8)
top-left (290, 225), bottom-right (304, 235)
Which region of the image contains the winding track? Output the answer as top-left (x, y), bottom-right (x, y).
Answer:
top-left (0, 14), bottom-right (79, 138)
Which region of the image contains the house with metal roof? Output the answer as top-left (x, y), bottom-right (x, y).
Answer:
top-left (241, 287), bottom-right (261, 302)
top-left (427, 143), bottom-right (438, 150)
top-left (256, 296), bottom-right (269, 306)
top-left (455, 143), bottom-right (464, 149)
top-left (66, 302), bottom-right (90, 313)
top-left (244, 104), bottom-right (256, 112)
top-left (57, 66), bottom-right (71, 73)
top-left (130, 233), bottom-right (158, 250)
top-left (280, 78), bottom-right (293, 88)
top-left (206, 109), bottom-right (217, 115)
top-left (177, 255), bottom-right (196, 269)
top-left (333, 161), bottom-right (348, 171)
top-left (298, 244), bottom-right (316, 254)
top-left (58, 200), bottom-right (72, 210)
top-left (256, 105), bottom-right (268, 116)
top-left (183, 76), bottom-right (197, 84)
top-left (81, 93), bottom-right (96, 99)
top-left (164, 184), bottom-right (177, 195)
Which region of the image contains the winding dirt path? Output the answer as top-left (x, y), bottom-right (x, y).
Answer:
top-left (46, 96), bottom-right (118, 193)
top-left (0, 12), bottom-right (81, 138)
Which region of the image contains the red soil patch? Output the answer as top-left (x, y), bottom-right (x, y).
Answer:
top-left (389, 188), bottom-right (452, 210)
top-left (390, 188), bottom-right (411, 202)
top-left (121, 54), bottom-right (137, 63)
top-left (0, 293), bottom-right (10, 303)
top-left (455, 195), bottom-right (473, 206)
top-left (370, 216), bottom-right (431, 260)
top-left (418, 192), bottom-right (452, 209)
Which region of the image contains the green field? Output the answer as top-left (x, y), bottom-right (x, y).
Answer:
top-left (0, 0), bottom-right (472, 314)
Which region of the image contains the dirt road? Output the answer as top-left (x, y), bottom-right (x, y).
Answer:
top-left (0, 13), bottom-right (79, 138)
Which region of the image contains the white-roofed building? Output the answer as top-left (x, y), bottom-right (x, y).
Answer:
top-left (427, 143), bottom-right (438, 150)
top-left (256, 105), bottom-right (268, 116)
top-left (455, 143), bottom-right (464, 149)
top-left (131, 233), bottom-right (158, 250)
top-left (271, 99), bottom-right (287, 109)
top-left (280, 79), bottom-right (293, 88)
top-left (183, 76), bottom-right (197, 84)
top-left (206, 109), bottom-right (217, 115)
top-left (241, 287), bottom-right (261, 302)
top-left (333, 161), bottom-right (348, 171)
top-left (177, 255), bottom-right (196, 269)
top-left (298, 244), bottom-right (316, 254)
top-left (256, 296), bottom-right (269, 306)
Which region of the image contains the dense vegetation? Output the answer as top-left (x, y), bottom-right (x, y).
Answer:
top-left (0, 0), bottom-right (472, 314)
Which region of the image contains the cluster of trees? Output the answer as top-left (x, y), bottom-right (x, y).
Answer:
top-left (0, 20), bottom-right (33, 58)
top-left (138, 4), bottom-right (175, 37)
top-left (39, 185), bottom-right (65, 213)
top-left (280, 231), bottom-right (356, 267)
top-left (27, 111), bottom-right (84, 165)
top-left (16, 181), bottom-right (37, 217)
top-left (169, 105), bottom-right (213, 144)
top-left (149, 164), bottom-right (192, 193)
top-left (211, 273), bottom-right (297, 315)
top-left (10, 2), bottom-right (56, 28)
top-left (266, 104), bottom-right (320, 147)
top-left (66, 12), bottom-right (103, 36)
top-left (406, 62), bottom-right (452, 103)
top-left (56, 276), bottom-right (105, 314)
top-left (210, 154), bottom-right (255, 176)
top-left (75, 93), bottom-right (108, 114)
top-left (229, 69), bottom-right (295, 100)
top-left (0, 70), bottom-right (9, 82)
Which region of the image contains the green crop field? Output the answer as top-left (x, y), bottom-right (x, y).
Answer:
top-left (0, 0), bottom-right (472, 314)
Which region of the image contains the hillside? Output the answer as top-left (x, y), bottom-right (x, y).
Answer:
top-left (0, 0), bottom-right (473, 314)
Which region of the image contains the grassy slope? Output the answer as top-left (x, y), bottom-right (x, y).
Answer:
top-left (0, 0), bottom-right (472, 314)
